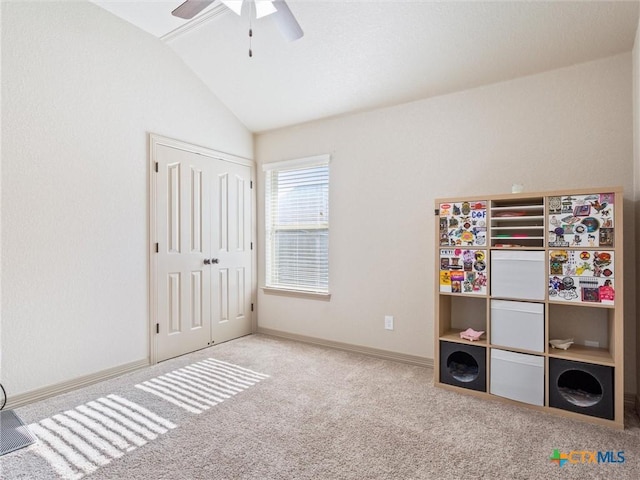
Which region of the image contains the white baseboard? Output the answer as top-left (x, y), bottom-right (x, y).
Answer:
top-left (5, 359), bottom-right (149, 410)
top-left (257, 328), bottom-right (433, 368)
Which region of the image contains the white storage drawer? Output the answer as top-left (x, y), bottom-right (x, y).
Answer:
top-left (491, 250), bottom-right (545, 300)
top-left (490, 349), bottom-right (544, 406)
top-left (490, 300), bottom-right (544, 352)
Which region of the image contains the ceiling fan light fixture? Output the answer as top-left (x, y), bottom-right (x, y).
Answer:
top-left (255, 0), bottom-right (277, 19)
top-left (219, 0), bottom-right (276, 19)
top-left (272, 0), bottom-right (303, 42)
top-left (171, 0), bottom-right (303, 43)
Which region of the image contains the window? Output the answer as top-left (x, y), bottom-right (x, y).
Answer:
top-left (264, 155), bottom-right (330, 294)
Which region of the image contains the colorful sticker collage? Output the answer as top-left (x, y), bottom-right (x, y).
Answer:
top-left (549, 250), bottom-right (615, 304)
top-left (439, 201), bottom-right (487, 247)
top-left (547, 193), bottom-right (615, 304)
top-left (440, 249), bottom-right (488, 295)
top-left (548, 193), bottom-right (614, 248)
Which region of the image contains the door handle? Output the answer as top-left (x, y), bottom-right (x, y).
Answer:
top-left (204, 258), bottom-right (211, 265)
top-left (211, 258), bottom-right (219, 264)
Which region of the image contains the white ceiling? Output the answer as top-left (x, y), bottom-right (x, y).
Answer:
top-left (93, 1), bottom-right (639, 133)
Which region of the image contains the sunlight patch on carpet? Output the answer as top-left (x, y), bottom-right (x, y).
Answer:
top-left (135, 358), bottom-right (270, 414)
top-left (27, 394), bottom-right (176, 480)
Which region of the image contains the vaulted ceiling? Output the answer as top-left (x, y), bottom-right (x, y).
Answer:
top-left (93, 1), bottom-right (639, 133)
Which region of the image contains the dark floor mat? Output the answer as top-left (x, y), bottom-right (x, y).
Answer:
top-left (0, 410), bottom-right (37, 456)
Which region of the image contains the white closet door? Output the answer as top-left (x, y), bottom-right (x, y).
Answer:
top-left (210, 160), bottom-right (252, 344)
top-left (155, 141), bottom-right (253, 362)
top-left (156, 143), bottom-right (212, 362)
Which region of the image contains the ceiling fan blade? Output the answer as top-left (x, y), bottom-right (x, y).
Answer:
top-left (220, 0), bottom-right (244, 16)
top-left (272, 0), bottom-right (304, 42)
top-left (172, 0), bottom-right (214, 19)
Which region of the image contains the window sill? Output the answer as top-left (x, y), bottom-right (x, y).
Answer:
top-left (261, 287), bottom-right (331, 301)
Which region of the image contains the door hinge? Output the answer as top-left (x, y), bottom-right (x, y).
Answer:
top-left (156, 323), bottom-right (159, 334)
top-left (250, 180), bottom-right (253, 189)
top-left (155, 243), bottom-right (159, 253)
top-left (251, 303), bottom-right (254, 312)
top-left (155, 162), bottom-right (158, 173)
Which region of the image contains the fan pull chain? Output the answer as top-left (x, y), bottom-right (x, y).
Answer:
top-left (248, 1), bottom-right (254, 58)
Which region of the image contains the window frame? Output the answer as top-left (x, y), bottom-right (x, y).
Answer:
top-left (262, 154), bottom-right (331, 298)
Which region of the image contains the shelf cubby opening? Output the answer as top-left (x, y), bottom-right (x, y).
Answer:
top-left (439, 295), bottom-right (487, 344)
top-left (548, 303), bottom-right (612, 364)
top-left (490, 197), bottom-right (545, 247)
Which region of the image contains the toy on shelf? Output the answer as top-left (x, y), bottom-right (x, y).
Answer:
top-left (460, 328), bottom-right (484, 341)
top-left (549, 338), bottom-right (574, 350)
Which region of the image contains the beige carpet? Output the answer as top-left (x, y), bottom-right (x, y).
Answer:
top-left (1, 334), bottom-right (639, 479)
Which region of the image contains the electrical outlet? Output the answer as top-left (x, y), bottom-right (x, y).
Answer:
top-left (584, 340), bottom-right (600, 348)
top-left (384, 315), bottom-right (394, 330)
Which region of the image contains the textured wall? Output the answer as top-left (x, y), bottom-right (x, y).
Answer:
top-left (0, 1), bottom-right (252, 397)
top-left (256, 53), bottom-right (636, 393)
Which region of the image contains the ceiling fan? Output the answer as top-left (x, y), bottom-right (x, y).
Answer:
top-left (172, 0), bottom-right (304, 42)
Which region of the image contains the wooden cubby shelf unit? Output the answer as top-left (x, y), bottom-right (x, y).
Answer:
top-left (435, 187), bottom-right (624, 429)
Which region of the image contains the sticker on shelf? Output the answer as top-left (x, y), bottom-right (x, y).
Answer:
top-left (548, 250), bottom-right (615, 304)
top-left (548, 193), bottom-right (614, 247)
top-left (440, 249), bottom-right (487, 295)
top-left (439, 200), bottom-right (487, 246)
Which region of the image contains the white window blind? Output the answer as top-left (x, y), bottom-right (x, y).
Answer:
top-left (264, 155), bottom-right (329, 293)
